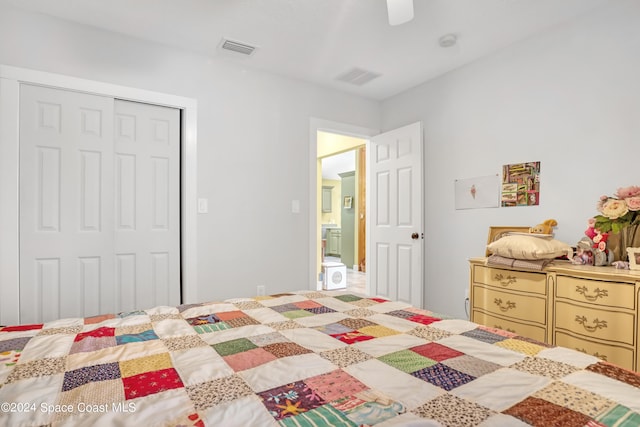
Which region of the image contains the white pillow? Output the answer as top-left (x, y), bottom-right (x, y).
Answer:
top-left (486, 235), bottom-right (572, 260)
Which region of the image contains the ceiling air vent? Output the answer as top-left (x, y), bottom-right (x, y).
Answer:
top-left (220, 38), bottom-right (257, 56)
top-left (335, 68), bottom-right (381, 86)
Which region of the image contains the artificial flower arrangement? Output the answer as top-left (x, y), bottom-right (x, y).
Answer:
top-left (573, 186), bottom-right (640, 266)
top-left (593, 185), bottom-right (640, 234)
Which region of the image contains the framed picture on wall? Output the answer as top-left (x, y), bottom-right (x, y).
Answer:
top-left (454, 174), bottom-right (500, 210)
top-left (343, 196), bottom-right (353, 209)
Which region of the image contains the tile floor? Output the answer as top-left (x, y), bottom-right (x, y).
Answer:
top-left (324, 256), bottom-right (367, 295)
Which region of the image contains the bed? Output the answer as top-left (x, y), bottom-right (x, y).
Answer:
top-left (1, 290), bottom-right (639, 427)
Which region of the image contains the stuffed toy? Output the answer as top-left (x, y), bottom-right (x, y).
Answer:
top-left (571, 220), bottom-right (614, 266)
top-left (529, 219), bottom-right (558, 235)
top-left (572, 237), bottom-right (595, 265)
top-left (572, 236), bottom-right (613, 266)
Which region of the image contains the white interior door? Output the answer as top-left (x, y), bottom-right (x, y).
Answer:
top-left (113, 99), bottom-right (180, 313)
top-left (369, 121), bottom-right (423, 307)
top-left (20, 84), bottom-right (115, 323)
top-left (19, 84), bottom-right (180, 323)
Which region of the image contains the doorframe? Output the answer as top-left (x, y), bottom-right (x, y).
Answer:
top-left (0, 65), bottom-right (198, 325)
top-left (308, 118), bottom-right (378, 291)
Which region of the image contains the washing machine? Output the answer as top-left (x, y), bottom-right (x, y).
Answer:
top-left (322, 262), bottom-right (346, 290)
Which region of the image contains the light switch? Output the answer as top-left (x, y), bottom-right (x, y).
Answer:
top-left (291, 199), bottom-right (300, 214)
top-left (197, 198), bottom-right (208, 214)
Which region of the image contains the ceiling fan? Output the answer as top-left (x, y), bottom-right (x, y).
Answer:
top-left (386, 0), bottom-right (414, 26)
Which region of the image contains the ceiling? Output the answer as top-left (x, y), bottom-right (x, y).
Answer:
top-left (3, 0), bottom-right (609, 100)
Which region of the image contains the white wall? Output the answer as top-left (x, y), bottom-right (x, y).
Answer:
top-left (4, 2), bottom-right (639, 318)
top-left (382, 0), bottom-right (640, 318)
top-left (0, 5), bottom-right (381, 304)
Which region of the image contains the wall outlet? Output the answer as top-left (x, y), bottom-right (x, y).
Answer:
top-left (257, 285), bottom-right (266, 296)
top-left (464, 289), bottom-right (469, 300)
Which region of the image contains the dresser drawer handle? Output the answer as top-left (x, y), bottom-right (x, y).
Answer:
top-left (574, 315), bottom-right (607, 333)
top-left (493, 273), bottom-right (517, 286)
top-left (575, 285), bottom-right (608, 301)
top-left (575, 348), bottom-right (608, 361)
top-left (493, 298), bottom-right (516, 312)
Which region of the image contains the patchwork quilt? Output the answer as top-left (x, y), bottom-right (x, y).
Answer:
top-left (1, 291), bottom-right (639, 427)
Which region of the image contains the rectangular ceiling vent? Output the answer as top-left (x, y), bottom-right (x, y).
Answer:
top-left (335, 68), bottom-right (381, 86)
top-left (220, 38), bottom-right (257, 56)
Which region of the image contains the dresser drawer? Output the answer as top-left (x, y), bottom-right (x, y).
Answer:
top-left (473, 286), bottom-right (547, 325)
top-left (556, 276), bottom-right (635, 310)
top-left (472, 310), bottom-right (546, 343)
top-left (554, 301), bottom-right (635, 346)
top-left (555, 331), bottom-right (635, 371)
top-left (472, 265), bottom-right (547, 295)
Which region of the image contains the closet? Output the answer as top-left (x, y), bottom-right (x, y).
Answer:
top-left (18, 84), bottom-right (181, 323)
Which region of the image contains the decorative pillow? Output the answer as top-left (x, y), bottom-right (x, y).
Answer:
top-left (486, 235), bottom-right (572, 260)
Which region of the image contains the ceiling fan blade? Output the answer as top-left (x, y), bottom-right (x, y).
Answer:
top-left (387, 0), bottom-right (414, 26)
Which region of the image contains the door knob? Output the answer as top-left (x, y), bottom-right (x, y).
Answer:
top-left (411, 232), bottom-right (419, 240)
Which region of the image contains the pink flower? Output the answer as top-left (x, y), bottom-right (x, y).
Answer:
top-left (600, 198), bottom-right (629, 219)
top-left (625, 196), bottom-right (640, 211)
top-left (615, 186), bottom-right (640, 198)
top-left (593, 186), bottom-right (640, 234)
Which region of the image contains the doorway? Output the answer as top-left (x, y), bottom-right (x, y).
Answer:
top-left (309, 119), bottom-right (424, 308)
top-left (308, 118), bottom-right (378, 295)
top-left (318, 139), bottom-right (367, 293)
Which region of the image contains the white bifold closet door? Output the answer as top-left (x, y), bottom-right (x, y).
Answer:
top-left (19, 84), bottom-right (180, 323)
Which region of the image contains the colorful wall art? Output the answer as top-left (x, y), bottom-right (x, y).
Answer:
top-left (501, 162), bottom-right (540, 207)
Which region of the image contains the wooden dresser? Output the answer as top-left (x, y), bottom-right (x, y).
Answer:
top-left (469, 258), bottom-right (640, 371)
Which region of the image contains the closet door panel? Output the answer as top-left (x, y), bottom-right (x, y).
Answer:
top-left (20, 84), bottom-right (114, 322)
top-left (114, 99), bottom-right (181, 311)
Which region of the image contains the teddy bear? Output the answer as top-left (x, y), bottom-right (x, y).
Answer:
top-left (529, 219), bottom-right (558, 235)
